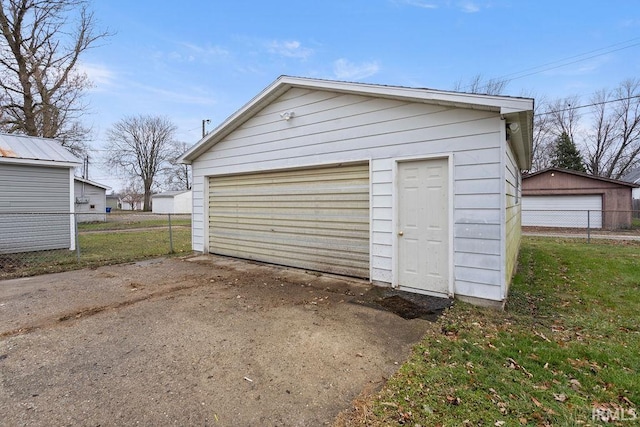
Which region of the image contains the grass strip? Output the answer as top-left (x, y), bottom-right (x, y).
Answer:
top-left (338, 237), bottom-right (639, 426)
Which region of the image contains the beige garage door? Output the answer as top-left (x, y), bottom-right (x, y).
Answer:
top-left (208, 163), bottom-right (370, 278)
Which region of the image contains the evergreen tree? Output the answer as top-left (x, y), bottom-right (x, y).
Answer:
top-left (552, 132), bottom-right (586, 172)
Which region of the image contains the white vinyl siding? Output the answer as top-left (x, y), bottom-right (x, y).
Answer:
top-left (153, 191), bottom-right (192, 214)
top-left (522, 195), bottom-right (603, 228)
top-left (452, 147), bottom-right (503, 298)
top-left (0, 163), bottom-right (72, 253)
top-left (371, 158), bottom-right (393, 283)
top-left (74, 180), bottom-right (106, 222)
top-left (208, 163), bottom-right (369, 278)
top-left (191, 87), bottom-right (508, 301)
top-left (504, 141), bottom-right (522, 293)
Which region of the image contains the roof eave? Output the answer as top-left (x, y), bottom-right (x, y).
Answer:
top-left (0, 157), bottom-right (82, 168)
top-left (503, 109), bottom-right (534, 170)
top-left (524, 167), bottom-right (640, 188)
top-left (74, 176), bottom-right (111, 190)
top-left (180, 76), bottom-right (535, 164)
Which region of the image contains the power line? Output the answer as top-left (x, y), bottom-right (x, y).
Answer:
top-left (495, 37), bottom-right (640, 83)
top-left (537, 94), bottom-right (640, 117)
top-left (501, 43), bottom-right (640, 85)
top-left (461, 36), bottom-right (640, 92)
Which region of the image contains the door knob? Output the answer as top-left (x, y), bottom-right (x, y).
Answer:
top-left (398, 231), bottom-right (404, 236)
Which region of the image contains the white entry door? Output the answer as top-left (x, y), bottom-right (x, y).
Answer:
top-left (397, 158), bottom-right (449, 295)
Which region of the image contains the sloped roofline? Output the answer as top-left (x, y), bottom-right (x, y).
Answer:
top-left (152, 190), bottom-right (191, 198)
top-left (179, 75), bottom-right (534, 168)
top-left (621, 167), bottom-right (640, 184)
top-left (0, 133), bottom-right (81, 166)
top-left (74, 176), bottom-right (111, 190)
top-left (524, 167), bottom-right (640, 188)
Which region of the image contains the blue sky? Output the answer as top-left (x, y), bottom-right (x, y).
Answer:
top-left (82, 0), bottom-right (640, 188)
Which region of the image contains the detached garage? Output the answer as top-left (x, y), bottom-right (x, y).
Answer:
top-left (152, 190), bottom-right (193, 214)
top-left (180, 76), bottom-right (534, 307)
top-left (522, 168), bottom-right (637, 229)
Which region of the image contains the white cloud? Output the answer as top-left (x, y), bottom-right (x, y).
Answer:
top-left (459, 1), bottom-right (480, 13)
top-left (395, 0), bottom-right (488, 13)
top-left (267, 40), bottom-right (314, 59)
top-left (544, 56), bottom-right (611, 77)
top-left (131, 82), bottom-right (217, 106)
top-left (394, 0), bottom-right (439, 9)
top-left (78, 62), bottom-right (116, 87)
top-left (181, 42), bottom-right (229, 57)
top-left (333, 58), bottom-right (380, 80)
top-left (156, 43), bottom-right (228, 63)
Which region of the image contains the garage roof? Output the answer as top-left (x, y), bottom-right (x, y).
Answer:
top-left (152, 190), bottom-right (191, 198)
top-left (0, 133), bottom-right (81, 167)
top-left (524, 167), bottom-right (640, 188)
top-left (75, 177), bottom-right (111, 191)
top-left (179, 75), bottom-right (535, 168)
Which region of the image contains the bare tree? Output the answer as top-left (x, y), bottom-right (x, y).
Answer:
top-left (547, 95), bottom-right (582, 144)
top-left (453, 73), bottom-right (508, 95)
top-left (583, 79), bottom-right (640, 179)
top-left (163, 140), bottom-right (192, 191)
top-left (585, 89), bottom-right (617, 176)
top-left (0, 0), bottom-right (109, 154)
top-left (106, 115), bottom-right (177, 211)
top-left (529, 96), bottom-right (555, 172)
top-left (119, 180), bottom-right (144, 211)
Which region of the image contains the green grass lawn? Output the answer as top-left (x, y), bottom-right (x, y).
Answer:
top-left (338, 237), bottom-right (640, 426)
top-left (77, 217), bottom-right (191, 231)
top-left (0, 228), bottom-right (192, 279)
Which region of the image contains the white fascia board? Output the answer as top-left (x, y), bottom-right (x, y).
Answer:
top-left (280, 76), bottom-right (534, 113)
top-left (180, 75), bottom-right (535, 164)
top-left (74, 176), bottom-right (111, 190)
top-left (0, 157), bottom-right (81, 168)
top-left (179, 78), bottom-right (289, 164)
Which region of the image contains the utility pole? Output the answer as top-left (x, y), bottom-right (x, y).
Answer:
top-left (84, 155), bottom-right (89, 179)
top-left (202, 119), bottom-right (211, 138)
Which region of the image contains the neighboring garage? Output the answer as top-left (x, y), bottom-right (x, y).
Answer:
top-left (522, 194), bottom-right (603, 228)
top-left (74, 177), bottom-right (110, 223)
top-left (180, 76), bottom-right (534, 307)
top-left (522, 167), bottom-right (637, 229)
top-left (152, 190), bottom-right (193, 214)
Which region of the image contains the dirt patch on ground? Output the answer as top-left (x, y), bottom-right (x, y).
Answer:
top-left (0, 255), bottom-right (442, 426)
top-left (352, 287), bottom-right (453, 321)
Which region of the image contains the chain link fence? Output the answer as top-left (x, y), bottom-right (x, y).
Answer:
top-left (522, 209), bottom-right (640, 242)
top-left (0, 212), bottom-right (191, 279)
top-left (3, 207), bottom-right (638, 278)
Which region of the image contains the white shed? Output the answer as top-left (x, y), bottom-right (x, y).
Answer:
top-left (152, 190), bottom-right (192, 214)
top-left (74, 177), bottom-right (110, 222)
top-left (0, 133), bottom-right (81, 253)
top-left (180, 76), bottom-right (534, 308)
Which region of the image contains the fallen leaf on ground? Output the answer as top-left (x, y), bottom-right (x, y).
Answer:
top-left (553, 393), bottom-right (567, 402)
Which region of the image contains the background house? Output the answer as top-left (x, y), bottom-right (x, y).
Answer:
top-left (622, 169), bottom-right (640, 211)
top-left (180, 76), bottom-right (534, 308)
top-left (522, 167), bottom-right (638, 229)
top-left (0, 133), bottom-right (81, 253)
top-left (152, 190), bottom-right (192, 214)
top-left (106, 194), bottom-right (122, 210)
top-left (74, 177), bottom-right (110, 222)
top-left (120, 197), bottom-right (143, 210)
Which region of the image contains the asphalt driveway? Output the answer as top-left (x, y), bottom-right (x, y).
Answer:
top-left (0, 255), bottom-right (437, 426)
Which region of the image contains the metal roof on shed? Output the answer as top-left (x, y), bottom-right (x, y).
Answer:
top-left (0, 133), bottom-right (81, 165)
